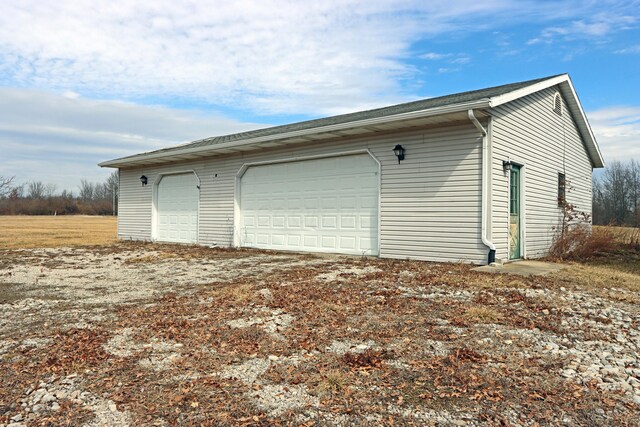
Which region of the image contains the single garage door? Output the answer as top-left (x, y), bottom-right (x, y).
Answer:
top-left (156, 173), bottom-right (199, 243)
top-left (239, 154), bottom-right (379, 255)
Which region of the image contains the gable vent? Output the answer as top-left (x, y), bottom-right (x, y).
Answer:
top-left (553, 92), bottom-right (562, 116)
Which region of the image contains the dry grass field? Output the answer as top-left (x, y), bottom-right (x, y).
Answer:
top-left (595, 225), bottom-right (640, 246)
top-left (0, 215), bottom-right (117, 249)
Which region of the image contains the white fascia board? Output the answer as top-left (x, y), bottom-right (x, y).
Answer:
top-left (488, 74), bottom-right (569, 108)
top-left (99, 99), bottom-right (490, 168)
top-left (559, 78), bottom-right (605, 168)
top-left (490, 74), bottom-right (604, 169)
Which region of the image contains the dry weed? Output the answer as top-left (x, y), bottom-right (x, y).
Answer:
top-left (214, 283), bottom-right (256, 305)
top-left (549, 225), bottom-right (617, 260)
top-left (596, 225), bottom-right (640, 247)
top-left (462, 306), bottom-right (503, 323)
top-left (311, 369), bottom-right (349, 396)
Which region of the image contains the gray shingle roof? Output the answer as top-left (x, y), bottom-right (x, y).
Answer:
top-left (123, 74), bottom-right (563, 159)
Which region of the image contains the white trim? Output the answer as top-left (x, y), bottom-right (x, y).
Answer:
top-left (520, 164), bottom-right (527, 259)
top-left (233, 149), bottom-right (381, 256)
top-left (99, 100), bottom-right (490, 168)
top-left (559, 78), bottom-right (604, 168)
top-left (116, 169), bottom-right (120, 238)
top-left (489, 75), bottom-right (568, 108)
top-left (152, 170), bottom-right (201, 243)
top-left (370, 148), bottom-right (382, 258)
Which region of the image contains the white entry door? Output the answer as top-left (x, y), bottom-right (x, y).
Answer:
top-left (156, 173), bottom-right (199, 243)
top-left (239, 154), bottom-right (379, 255)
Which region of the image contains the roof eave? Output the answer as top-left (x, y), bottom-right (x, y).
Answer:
top-left (99, 99), bottom-right (491, 168)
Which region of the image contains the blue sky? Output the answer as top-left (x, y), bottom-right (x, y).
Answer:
top-left (0, 0), bottom-right (639, 191)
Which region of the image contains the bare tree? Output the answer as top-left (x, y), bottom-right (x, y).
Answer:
top-left (627, 159), bottom-right (640, 226)
top-left (592, 159), bottom-right (640, 225)
top-left (44, 183), bottom-right (58, 199)
top-left (27, 181), bottom-right (46, 199)
top-left (0, 175), bottom-right (15, 198)
top-left (78, 179), bottom-right (95, 201)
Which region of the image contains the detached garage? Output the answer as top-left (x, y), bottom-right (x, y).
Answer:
top-left (101, 74), bottom-right (604, 264)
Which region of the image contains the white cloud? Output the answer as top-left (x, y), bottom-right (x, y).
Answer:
top-left (421, 52), bottom-right (448, 60)
top-left (1, 0), bottom-right (630, 116)
top-left (588, 106), bottom-right (640, 163)
top-left (0, 88), bottom-right (263, 191)
top-left (615, 44), bottom-right (640, 54)
top-left (528, 12), bottom-right (636, 45)
top-left (419, 52), bottom-right (470, 73)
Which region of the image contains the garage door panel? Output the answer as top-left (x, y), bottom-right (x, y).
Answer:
top-left (304, 235), bottom-right (318, 247)
top-left (304, 216), bottom-right (318, 228)
top-left (340, 237), bottom-right (356, 250)
top-left (341, 216), bottom-right (356, 229)
top-left (360, 237), bottom-right (374, 251)
top-left (361, 196), bottom-right (377, 209)
top-left (287, 235), bottom-right (301, 246)
top-left (240, 154), bottom-right (378, 255)
top-left (360, 216), bottom-right (375, 229)
top-left (288, 216), bottom-right (302, 228)
top-left (273, 216), bottom-right (285, 227)
top-left (156, 173), bottom-right (198, 244)
top-left (321, 236), bottom-right (337, 249)
top-left (322, 216), bottom-right (337, 228)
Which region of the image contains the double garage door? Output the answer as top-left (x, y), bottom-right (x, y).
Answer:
top-left (239, 154), bottom-right (379, 255)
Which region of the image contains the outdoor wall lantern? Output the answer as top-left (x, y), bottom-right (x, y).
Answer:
top-left (140, 175), bottom-right (148, 186)
top-left (502, 160), bottom-right (512, 173)
top-left (393, 144), bottom-right (405, 164)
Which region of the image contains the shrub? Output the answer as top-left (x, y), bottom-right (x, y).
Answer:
top-left (548, 225), bottom-right (617, 260)
top-left (549, 203), bottom-right (617, 260)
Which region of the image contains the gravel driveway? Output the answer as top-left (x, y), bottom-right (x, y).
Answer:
top-left (1, 242), bottom-right (639, 426)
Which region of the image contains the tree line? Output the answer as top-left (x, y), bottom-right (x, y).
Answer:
top-left (592, 160), bottom-right (640, 226)
top-left (0, 172), bottom-right (119, 215)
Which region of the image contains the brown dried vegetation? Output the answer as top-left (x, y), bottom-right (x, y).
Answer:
top-left (1, 243), bottom-right (639, 426)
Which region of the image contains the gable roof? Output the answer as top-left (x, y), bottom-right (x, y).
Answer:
top-left (100, 74), bottom-right (604, 168)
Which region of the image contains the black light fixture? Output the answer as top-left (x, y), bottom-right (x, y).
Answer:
top-left (502, 160), bottom-right (512, 173)
top-left (393, 144), bottom-right (405, 164)
top-left (140, 175), bottom-right (148, 186)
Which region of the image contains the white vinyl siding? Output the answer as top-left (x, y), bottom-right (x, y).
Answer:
top-left (491, 86), bottom-right (593, 260)
top-left (118, 123), bottom-right (486, 263)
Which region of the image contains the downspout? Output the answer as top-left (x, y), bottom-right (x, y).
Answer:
top-left (468, 109), bottom-right (496, 264)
